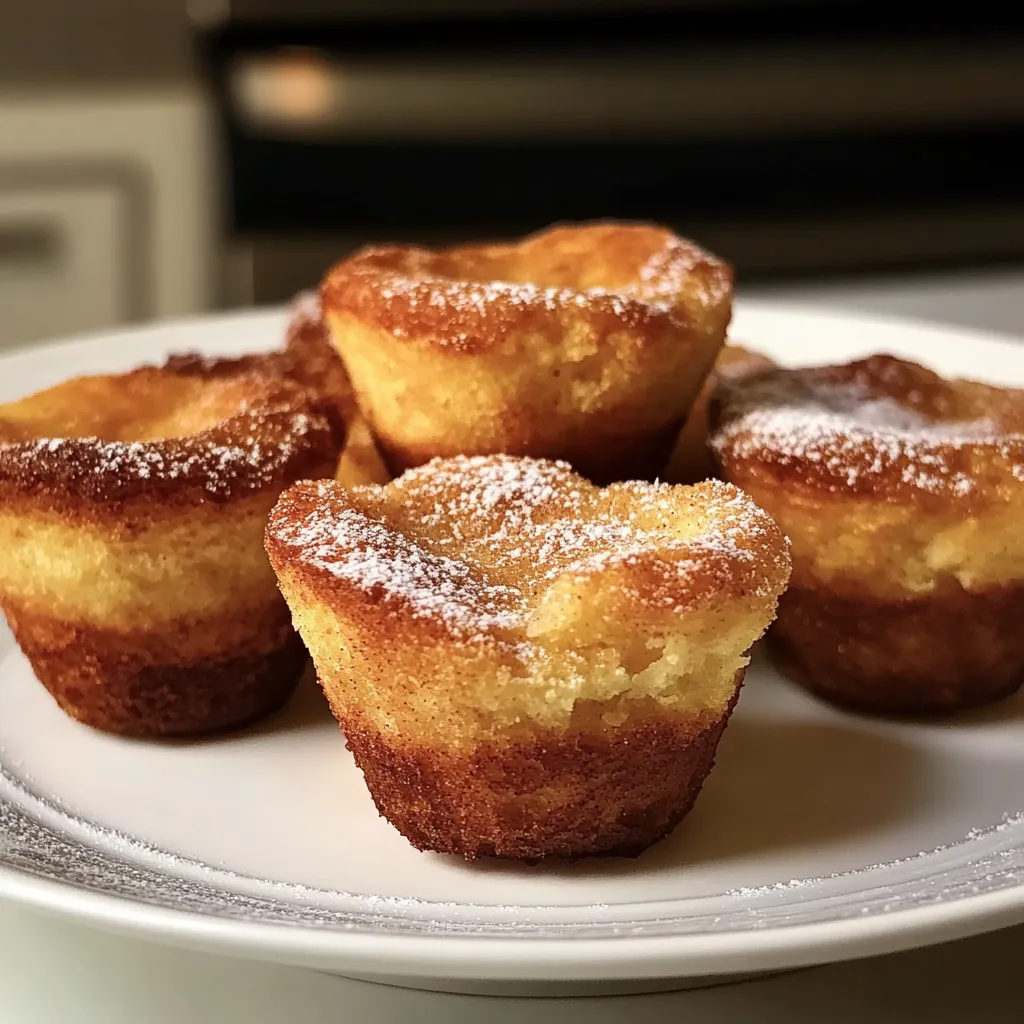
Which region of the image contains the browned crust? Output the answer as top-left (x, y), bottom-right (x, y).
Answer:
top-left (2, 600), bottom-right (305, 736)
top-left (710, 353), bottom-right (1024, 509)
top-left (265, 469), bottom-right (792, 648)
top-left (768, 582), bottom-right (1024, 715)
top-left (0, 366), bottom-right (345, 512)
top-left (322, 222), bottom-right (733, 356)
top-left (279, 293), bottom-right (358, 423)
top-left (339, 689), bottom-right (740, 861)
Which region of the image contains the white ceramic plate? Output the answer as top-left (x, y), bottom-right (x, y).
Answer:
top-left (2, 304), bottom-right (1024, 996)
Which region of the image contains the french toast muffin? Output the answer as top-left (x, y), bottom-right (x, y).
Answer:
top-left (0, 358), bottom-right (345, 736)
top-left (664, 343), bottom-right (775, 484)
top-left (266, 454), bottom-right (790, 860)
top-left (710, 353), bottom-right (1024, 715)
top-left (321, 222), bottom-right (733, 484)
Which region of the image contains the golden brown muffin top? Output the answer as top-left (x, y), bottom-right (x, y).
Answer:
top-left (266, 454), bottom-right (790, 647)
top-left (710, 353), bottom-right (1024, 505)
top-left (322, 221), bottom-right (733, 354)
top-left (0, 356), bottom-right (345, 508)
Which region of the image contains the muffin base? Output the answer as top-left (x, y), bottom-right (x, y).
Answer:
top-left (2, 603), bottom-right (306, 737)
top-left (769, 582), bottom-right (1024, 715)
top-left (340, 687), bottom-right (741, 861)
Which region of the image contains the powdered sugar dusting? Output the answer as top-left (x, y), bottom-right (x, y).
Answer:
top-left (325, 225), bottom-right (732, 350)
top-left (7, 406), bottom-right (330, 501)
top-left (272, 454), bottom-right (789, 641)
top-left (289, 505), bottom-right (523, 633)
top-left (712, 357), bottom-right (1024, 498)
top-left (369, 276), bottom-right (682, 347)
top-left (727, 812), bottom-right (1024, 903)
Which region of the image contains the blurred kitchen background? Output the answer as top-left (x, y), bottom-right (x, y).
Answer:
top-left (1, 0), bottom-right (1023, 351)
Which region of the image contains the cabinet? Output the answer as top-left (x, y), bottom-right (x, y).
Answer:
top-left (0, 90), bottom-right (213, 352)
top-left (0, 178), bottom-right (130, 349)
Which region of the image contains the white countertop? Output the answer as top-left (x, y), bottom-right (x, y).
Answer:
top-left (3, 266), bottom-right (1023, 1023)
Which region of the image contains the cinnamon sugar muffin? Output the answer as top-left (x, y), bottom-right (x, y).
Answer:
top-left (710, 354), bottom-right (1024, 715)
top-left (266, 454), bottom-right (790, 860)
top-left (0, 358), bottom-right (345, 736)
top-left (321, 222), bottom-right (733, 484)
top-left (664, 343), bottom-right (775, 484)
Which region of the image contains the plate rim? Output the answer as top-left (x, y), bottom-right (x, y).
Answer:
top-left (3, 861), bottom-right (1023, 981)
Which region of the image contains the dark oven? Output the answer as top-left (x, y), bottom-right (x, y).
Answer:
top-left (190, 1), bottom-right (1024, 307)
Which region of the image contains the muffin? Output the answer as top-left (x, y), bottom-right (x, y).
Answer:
top-left (0, 357), bottom-right (345, 736)
top-left (265, 454), bottom-right (791, 860)
top-left (710, 353), bottom-right (1024, 714)
top-left (663, 342), bottom-right (775, 484)
top-left (321, 221), bottom-right (733, 484)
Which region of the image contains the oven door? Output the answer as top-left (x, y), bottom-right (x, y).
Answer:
top-left (195, 6), bottom-right (1024, 305)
